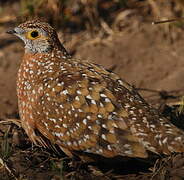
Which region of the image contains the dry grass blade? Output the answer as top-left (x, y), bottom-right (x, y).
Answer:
top-left (150, 157), bottom-right (170, 180)
top-left (100, 19), bottom-right (114, 35)
top-left (0, 119), bottom-right (22, 128)
top-left (177, 96), bottom-right (184, 114)
top-left (0, 158), bottom-right (17, 180)
top-left (0, 125), bottom-right (12, 160)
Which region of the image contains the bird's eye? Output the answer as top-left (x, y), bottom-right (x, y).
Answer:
top-left (30, 30), bottom-right (39, 38)
top-left (27, 30), bottom-right (40, 40)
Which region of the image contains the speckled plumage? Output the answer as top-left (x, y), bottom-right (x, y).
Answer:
top-left (8, 20), bottom-right (184, 159)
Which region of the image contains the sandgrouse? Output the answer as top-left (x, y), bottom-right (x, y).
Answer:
top-left (6, 20), bottom-right (184, 159)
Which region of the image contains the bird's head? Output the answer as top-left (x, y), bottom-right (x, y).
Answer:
top-left (7, 20), bottom-right (62, 53)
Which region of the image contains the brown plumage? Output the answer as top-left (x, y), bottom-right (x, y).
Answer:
top-left (7, 20), bottom-right (184, 160)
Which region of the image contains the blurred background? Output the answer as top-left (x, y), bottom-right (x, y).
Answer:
top-left (1, 1), bottom-right (184, 179)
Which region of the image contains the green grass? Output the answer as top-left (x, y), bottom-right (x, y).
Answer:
top-left (0, 126), bottom-right (12, 160)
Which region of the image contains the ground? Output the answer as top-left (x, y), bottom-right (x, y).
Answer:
top-left (1, 1), bottom-right (184, 180)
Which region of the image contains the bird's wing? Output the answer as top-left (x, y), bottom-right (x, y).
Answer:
top-left (36, 59), bottom-right (184, 158)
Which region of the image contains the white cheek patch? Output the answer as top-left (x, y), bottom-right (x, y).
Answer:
top-left (15, 33), bottom-right (26, 42)
top-left (14, 27), bottom-right (25, 34)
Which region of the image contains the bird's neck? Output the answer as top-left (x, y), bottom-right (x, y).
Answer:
top-left (18, 48), bottom-right (70, 87)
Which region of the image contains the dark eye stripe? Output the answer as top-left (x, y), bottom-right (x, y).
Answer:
top-left (31, 31), bottom-right (39, 38)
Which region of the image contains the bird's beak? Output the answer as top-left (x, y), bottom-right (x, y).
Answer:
top-left (6, 29), bottom-right (16, 34)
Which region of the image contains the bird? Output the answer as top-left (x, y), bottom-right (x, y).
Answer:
top-left (6, 19), bottom-right (184, 160)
